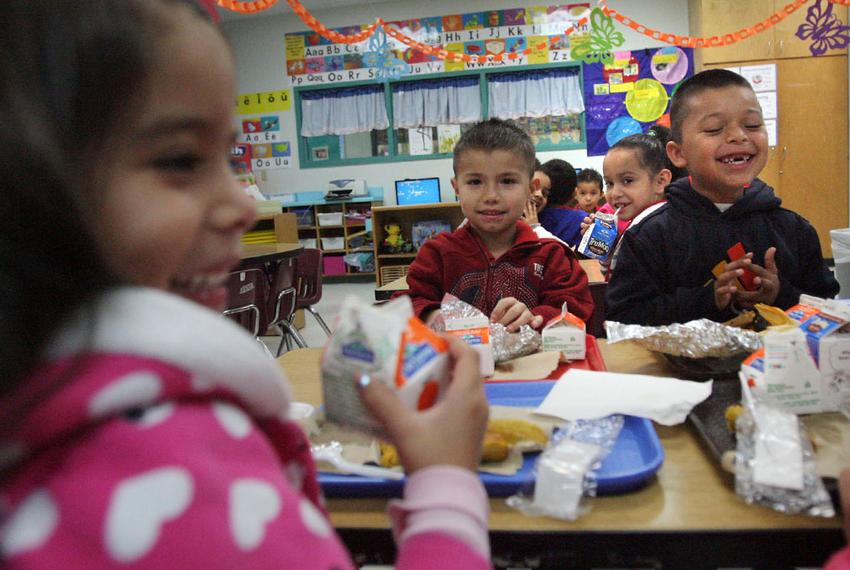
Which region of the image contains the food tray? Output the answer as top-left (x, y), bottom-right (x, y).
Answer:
top-left (688, 380), bottom-right (839, 503)
top-left (318, 381), bottom-right (665, 498)
top-left (486, 335), bottom-right (606, 384)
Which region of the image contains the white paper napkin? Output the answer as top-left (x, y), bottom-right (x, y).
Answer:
top-left (535, 369), bottom-right (713, 425)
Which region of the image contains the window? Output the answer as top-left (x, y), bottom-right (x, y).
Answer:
top-left (295, 63), bottom-right (584, 168)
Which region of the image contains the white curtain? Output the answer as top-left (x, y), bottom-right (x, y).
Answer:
top-left (392, 76), bottom-right (482, 128)
top-left (488, 68), bottom-right (584, 120)
top-left (300, 85), bottom-right (389, 137)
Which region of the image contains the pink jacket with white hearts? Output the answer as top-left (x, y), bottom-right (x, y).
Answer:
top-left (0, 288), bottom-right (490, 569)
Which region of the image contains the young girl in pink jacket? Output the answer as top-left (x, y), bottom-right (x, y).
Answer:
top-left (0, 1), bottom-right (490, 568)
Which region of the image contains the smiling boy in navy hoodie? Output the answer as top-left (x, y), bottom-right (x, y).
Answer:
top-left (606, 69), bottom-right (838, 326)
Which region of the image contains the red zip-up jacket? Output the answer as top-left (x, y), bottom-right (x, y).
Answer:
top-left (400, 221), bottom-right (593, 324)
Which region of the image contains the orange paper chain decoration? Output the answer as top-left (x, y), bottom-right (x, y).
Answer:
top-left (276, 0), bottom-right (846, 64)
top-left (600, 0), bottom-right (811, 48)
top-left (217, 0), bottom-right (278, 14)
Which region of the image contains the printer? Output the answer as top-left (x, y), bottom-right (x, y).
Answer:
top-left (325, 179), bottom-right (367, 200)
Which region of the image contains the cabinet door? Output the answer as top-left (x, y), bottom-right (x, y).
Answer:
top-left (699, 0), bottom-right (775, 64)
top-left (776, 56), bottom-right (848, 254)
top-left (773, 1), bottom-right (848, 59)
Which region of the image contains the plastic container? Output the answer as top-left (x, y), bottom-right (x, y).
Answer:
top-left (321, 236), bottom-right (345, 250)
top-left (299, 238), bottom-right (317, 249)
top-left (293, 207), bottom-right (314, 226)
top-left (318, 212), bottom-right (343, 226)
top-left (830, 228), bottom-right (850, 299)
top-left (323, 255), bottom-right (346, 276)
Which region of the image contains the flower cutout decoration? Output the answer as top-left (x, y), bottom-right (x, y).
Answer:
top-left (363, 27), bottom-right (410, 82)
top-left (570, 8), bottom-right (625, 64)
top-left (795, 0), bottom-right (850, 56)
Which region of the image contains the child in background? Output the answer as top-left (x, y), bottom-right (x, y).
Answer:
top-left (536, 159), bottom-right (586, 248)
top-left (574, 168), bottom-right (604, 215)
top-left (607, 69), bottom-right (838, 325)
top-left (403, 119), bottom-right (594, 329)
top-left (0, 2), bottom-right (491, 568)
top-left (580, 127), bottom-right (676, 279)
top-left (521, 159), bottom-right (567, 245)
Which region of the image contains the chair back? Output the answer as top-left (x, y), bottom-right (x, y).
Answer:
top-left (268, 257), bottom-right (298, 326)
top-left (223, 268), bottom-right (268, 337)
top-left (294, 248), bottom-right (324, 309)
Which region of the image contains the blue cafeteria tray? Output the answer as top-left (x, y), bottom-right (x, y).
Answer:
top-left (318, 381), bottom-right (665, 498)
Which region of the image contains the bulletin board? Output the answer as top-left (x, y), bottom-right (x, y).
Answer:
top-left (582, 46), bottom-right (694, 156)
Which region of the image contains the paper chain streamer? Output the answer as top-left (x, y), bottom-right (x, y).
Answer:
top-left (218, 0), bottom-right (848, 58)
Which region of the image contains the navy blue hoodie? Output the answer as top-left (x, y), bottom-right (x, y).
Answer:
top-left (606, 177), bottom-right (839, 325)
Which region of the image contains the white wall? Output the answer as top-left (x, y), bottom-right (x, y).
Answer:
top-left (222, 0), bottom-right (691, 203)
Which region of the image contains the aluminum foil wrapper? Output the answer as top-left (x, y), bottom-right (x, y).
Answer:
top-left (432, 295), bottom-right (541, 363)
top-left (605, 319), bottom-right (761, 358)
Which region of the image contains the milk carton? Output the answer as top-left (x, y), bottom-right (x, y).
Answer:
top-left (321, 295), bottom-right (449, 436)
top-left (444, 314), bottom-right (495, 377)
top-left (542, 303), bottom-right (586, 361)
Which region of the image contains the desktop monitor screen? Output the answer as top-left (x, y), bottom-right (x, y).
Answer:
top-left (395, 178), bottom-right (441, 206)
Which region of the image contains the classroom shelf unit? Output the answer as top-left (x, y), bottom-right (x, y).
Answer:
top-left (283, 196), bottom-right (382, 278)
top-left (372, 202), bottom-right (464, 286)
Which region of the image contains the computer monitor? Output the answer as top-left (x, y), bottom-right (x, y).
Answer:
top-left (395, 177), bottom-right (441, 206)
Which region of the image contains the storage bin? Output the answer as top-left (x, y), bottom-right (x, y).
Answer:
top-left (293, 207), bottom-right (314, 226)
top-left (321, 236), bottom-right (345, 250)
top-left (323, 255), bottom-right (346, 276)
top-left (380, 264), bottom-right (409, 286)
top-left (317, 212), bottom-right (343, 226)
top-left (298, 238), bottom-right (317, 249)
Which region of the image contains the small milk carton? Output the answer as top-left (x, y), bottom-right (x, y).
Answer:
top-left (542, 303), bottom-right (586, 361)
top-left (444, 314), bottom-right (495, 377)
top-left (321, 295), bottom-right (449, 437)
top-left (577, 211), bottom-right (617, 261)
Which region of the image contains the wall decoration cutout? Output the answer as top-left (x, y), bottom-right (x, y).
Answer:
top-left (251, 141), bottom-right (292, 170)
top-left (795, 0), bottom-right (850, 55)
top-left (583, 46), bottom-right (694, 156)
top-left (569, 7), bottom-right (625, 64)
top-left (362, 27), bottom-right (410, 82)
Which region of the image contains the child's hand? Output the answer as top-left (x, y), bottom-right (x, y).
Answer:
top-left (523, 199), bottom-right (539, 225)
top-left (356, 335), bottom-right (488, 474)
top-left (580, 213), bottom-right (596, 236)
top-left (713, 255), bottom-right (752, 310)
top-left (734, 247), bottom-right (780, 308)
top-left (490, 297), bottom-right (544, 332)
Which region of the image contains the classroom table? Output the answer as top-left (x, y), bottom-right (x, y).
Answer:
top-left (277, 341), bottom-right (844, 569)
top-left (239, 242), bottom-right (302, 267)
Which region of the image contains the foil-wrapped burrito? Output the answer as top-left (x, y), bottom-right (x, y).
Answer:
top-left (605, 319), bottom-right (761, 358)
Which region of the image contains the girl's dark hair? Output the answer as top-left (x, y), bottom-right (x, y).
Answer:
top-left (0, 1), bottom-right (212, 403)
top-left (540, 159), bottom-right (577, 206)
top-left (609, 125), bottom-right (687, 180)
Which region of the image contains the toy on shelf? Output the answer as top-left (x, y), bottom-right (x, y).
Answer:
top-left (381, 223), bottom-right (414, 253)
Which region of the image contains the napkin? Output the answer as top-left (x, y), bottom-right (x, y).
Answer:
top-left (535, 369), bottom-right (712, 425)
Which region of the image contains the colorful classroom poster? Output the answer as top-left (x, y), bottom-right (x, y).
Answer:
top-left (236, 89), bottom-right (292, 114)
top-left (582, 46), bottom-right (694, 156)
top-left (285, 4), bottom-right (591, 86)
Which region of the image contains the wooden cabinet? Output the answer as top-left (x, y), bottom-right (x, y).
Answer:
top-left (283, 199), bottom-right (381, 278)
top-left (372, 203), bottom-right (465, 286)
top-left (690, 0), bottom-right (847, 65)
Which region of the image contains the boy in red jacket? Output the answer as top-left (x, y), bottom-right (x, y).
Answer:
top-left (402, 119), bottom-right (594, 331)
